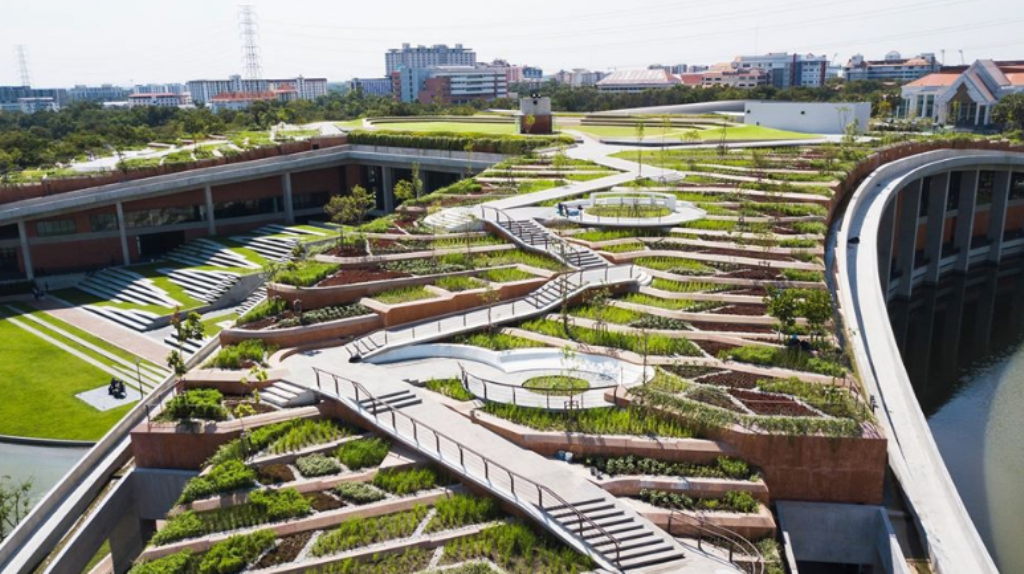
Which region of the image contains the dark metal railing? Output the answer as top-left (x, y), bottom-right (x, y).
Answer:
top-left (668, 510), bottom-right (765, 574)
top-left (311, 367), bottom-right (621, 566)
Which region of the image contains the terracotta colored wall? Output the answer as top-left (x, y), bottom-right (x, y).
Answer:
top-left (219, 314), bottom-right (383, 348)
top-left (29, 236), bottom-right (127, 273)
top-left (292, 167), bottom-right (343, 197)
top-left (124, 189), bottom-right (206, 211)
top-left (374, 281), bottom-right (544, 328)
top-left (212, 177), bottom-right (282, 202)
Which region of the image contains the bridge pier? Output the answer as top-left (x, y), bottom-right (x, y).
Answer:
top-left (895, 180), bottom-right (922, 299)
top-left (923, 173), bottom-right (949, 285)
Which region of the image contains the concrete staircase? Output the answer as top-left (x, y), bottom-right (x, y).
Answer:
top-left (357, 389), bottom-right (422, 414)
top-left (237, 286), bottom-right (267, 317)
top-left (261, 380), bottom-right (318, 408)
top-left (83, 305), bottom-right (162, 332)
top-left (162, 269), bottom-right (239, 304)
top-left (77, 268), bottom-right (179, 309)
top-left (421, 207), bottom-right (482, 233)
top-left (231, 224), bottom-right (328, 262)
top-left (546, 498), bottom-right (685, 572)
top-left (481, 208), bottom-right (608, 269)
top-left (162, 333), bottom-right (205, 356)
top-left (168, 238), bottom-right (261, 270)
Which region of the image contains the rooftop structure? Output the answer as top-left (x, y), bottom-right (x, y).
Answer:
top-left (596, 69), bottom-right (682, 93)
top-left (126, 92), bottom-right (191, 108)
top-left (702, 68), bottom-right (768, 89)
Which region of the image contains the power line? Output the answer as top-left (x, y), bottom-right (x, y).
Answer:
top-left (238, 5), bottom-right (263, 80)
top-left (15, 45), bottom-right (31, 88)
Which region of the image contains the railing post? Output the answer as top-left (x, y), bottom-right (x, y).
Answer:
top-left (435, 433), bottom-right (440, 455)
top-left (484, 459), bottom-right (489, 480)
top-left (336, 378), bottom-right (341, 398)
top-left (391, 408), bottom-right (396, 429)
top-left (413, 422), bottom-right (418, 444)
top-left (459, 446), bottom-right (465, 467)
top-left (512, 387), bottom-right (516, 405)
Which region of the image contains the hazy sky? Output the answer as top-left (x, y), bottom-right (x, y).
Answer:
top-left (3, 0), bottom-right (1023, 87)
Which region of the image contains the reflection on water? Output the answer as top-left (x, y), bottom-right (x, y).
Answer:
top-left (890, 260), bottom-right (1024, 574)
top-left (0, 442), bottom-right (86, 504)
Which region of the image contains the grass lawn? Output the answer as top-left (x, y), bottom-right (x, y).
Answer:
top-left (335, 119), bottom-right (366, 129)
top-left (523, 375), bottom-right (590, 396)
top-left (0, 318), bottom-right (135, 440)
top-left (368, 121), bottom-right (518, 135)
top-left (685, 124), bottom-right (817, 141)
top-left (565, 125), bottom-right (692, 139)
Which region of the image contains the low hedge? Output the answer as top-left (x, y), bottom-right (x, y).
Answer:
top-left (347, 130), bottom-right (572, 154)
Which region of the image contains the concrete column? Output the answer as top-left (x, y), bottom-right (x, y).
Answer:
top-left (115, 202), bottom-right (131, 265)
top-left (924, 173), bottom-right (949, 285)
top-left (204, 184), bottom-right (216, 235)
top-left (974, 104), bottom-right (982, 126)
top-left (896, 180), bottom-right (923, 299)
top-left (954, 170), bottom-right (979, 273)
top-left (878, 199), bottom-right (898, 296)
top-left (987, 171), bottom-right (1012, 264)
top-left (381, 167), bottom-right (395, 213)
top-left (984, 105), bottom-right (992, 126)
top-left (281, 172), bottom-right (295, 224)
top-left (16, 220), bottom-right (33, 281)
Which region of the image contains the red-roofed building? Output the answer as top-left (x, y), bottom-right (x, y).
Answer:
top-left (901, 60), bottom-right (1024, 126)
top-left (596, 69), bottom-right (682, 93)
top-left (209, 88), bottom-right (297, 112)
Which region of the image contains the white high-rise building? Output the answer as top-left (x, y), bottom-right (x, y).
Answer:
top-left (187, 75), bottom-right (327, 106)
top-left (385, 44), bottom-right (476, 75)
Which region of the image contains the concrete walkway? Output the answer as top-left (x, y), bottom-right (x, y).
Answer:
top-left (30, 298), bottom-right (170, 365)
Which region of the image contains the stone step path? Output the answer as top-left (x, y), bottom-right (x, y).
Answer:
top-left (237, 286), bottom-right (267, 317)
top-left (161, 268), bottom-right (239, 304)
top-left (83, 305), bottom-right (161, 332)
top-left (77, 268), bottom-right (179, 309)
top-left (261, 379), bottom-right (318, 408)
top-left (480, 207), bottom-right (608, 269)
top-left (167, 238), bottom-right (261, 270)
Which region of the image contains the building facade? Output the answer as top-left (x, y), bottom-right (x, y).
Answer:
top-left (733, 53), bottom-right (830, 88)
top-left (552, 69), bottom-right (605, 87)
top-left (187, 75), bottom-right (327, 105)
top-left (702, 68), bottom-right (768, 89)
top-left (68, 84), bottom-right (130, 103)
top-left (901, 60), bottom-right (1024, 127)
top-left (349, 77), bottom-right (394, 97)
top-left (392, 65), bottom-right (508, 104)
top-left (385, 44), bottom-right (476, 75)
top-left (209, 90), bottom-right (296, 112)
top-left (844, 52), bottom-right (941, 82)
top-left (596, 69), bottom-right (682, 93)
top-left (0, 86), bottom-right (68, 109)
top-left (127, 93), bottom-right (190, 108)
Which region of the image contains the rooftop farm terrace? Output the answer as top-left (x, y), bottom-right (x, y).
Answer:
top-left (14, 128), bottom-right (1013, 574)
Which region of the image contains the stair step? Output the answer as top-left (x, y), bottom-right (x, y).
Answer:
top-left (616, 548), bottom-right (686, 571)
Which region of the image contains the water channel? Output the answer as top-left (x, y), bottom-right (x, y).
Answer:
top-left (889, 260), bottom-right (1024, 574)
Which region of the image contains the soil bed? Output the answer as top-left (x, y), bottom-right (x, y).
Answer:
top-left (253, 531), bottom-right (313, 569)
top-left (688, 321), bottom-right (775, 334)
top-left (307, 491), bottom-right (345, 512)
top-left (729, 389), bottom-right (818, 417)
top-left (688, 387), bottom-right (746, 413)
top-left (709, 304), bottom-right (768, 316)
top-left (324, 244), bottom-right (369, 257)
top-left (256, 464), bottom-right (295, 485)
top-left (696, 371), bottom-right (773, 389)
top-left (694, 340), bottom-right (742, 357)
top-left (317, 267), bottom-right (412, 287)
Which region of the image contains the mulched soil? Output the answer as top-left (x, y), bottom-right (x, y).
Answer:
top-left (694, 340), bottom-right (742, 357)
top-left (317, 267), bottom-right (411, 287)
top-left (722, 268), bottom-right (781, 281)
top-left (688, 321), bottom-right (775, 334)
top-left (724, 287), bottom-right (769, 297)
top-left (696, 248), bottom-right (795, 263)
top-left (224, 399), bottom-right (277, 416)
top-left (307, 491), bottom-right (346, 512)
top-left (256, 464), bottom-right (295, 485)
top-left (253, 531), bottom-right (313, 569)
top-left (663, 364), bottom-right (723, 379)
top-left (696, 370), bottom-right (773, 389)
top-left (324, 244), bottom-right (369, 257)
top-left (729, 389), bottom-right (818, 417)
top-left (687, 387), bottom-right (746, 413)
top-left (771, 225), bottom-right (800, 235)
top-left (709, 304), bottom-right (768, 316)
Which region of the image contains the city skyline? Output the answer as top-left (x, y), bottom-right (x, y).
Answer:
top-left (2, 0), bottom-right (1023, 87)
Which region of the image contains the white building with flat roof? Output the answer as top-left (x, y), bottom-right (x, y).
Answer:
top-left (733, 53), bottom-right (830, 88)
top-left (386, 44), bottom-right (476, 75)
top-left (843, 52), bottom-right (941, 82)
top-left (127, 93), bottom-right (190, 108)
top-left (187, 75), bottom-right (326, 105)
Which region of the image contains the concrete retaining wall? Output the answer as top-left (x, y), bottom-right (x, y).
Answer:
top-left (220, 314), bottom-right (382, 348)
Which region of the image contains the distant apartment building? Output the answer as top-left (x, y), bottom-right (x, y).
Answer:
top-left (522, 66), bottom-right (544, 85)
top-left (597, 69), bottom-right (682, 93)
top-left (187, 75), bottom-right (327, 105)
top-left (393, 65), bottom-right (508, 104)
top-left (0, 86), bottom-right (68, 109)
top-left (68, 84), bottom-right (130, 103)
top-left (209, 89), bottom-right (296, 112)
top-left (127, 93), bottom-right (190, 108)
top-left (349, 77), bottom-right (394, 97)
top-left (385, 44), bottom-right (476, 75)
top-left (552, 69), bottom-right (605, 87)
top-left (489, 60), bottom-right (543, 87)
top-left (649, 64), bottom-right (692, 74)
top-left (843, 52), bottom-right (941, 82)
top-left (15, 97), bottom-right (59, 113)
top-left (133, 83), bottom-right (188, 95)
top-left (702, 68), bottom-right (768, 89)
top-left (732, 53), bottom-right (830, 88)
top-left (901, 59), bottom-right (1024, 127)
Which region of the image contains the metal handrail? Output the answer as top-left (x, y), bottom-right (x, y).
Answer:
top-left (311, 367), bottom-right (622, 566)
top-left (460, 365), bottom-right (619, 410)
top-left (668, 509), bottom-right (765, 574)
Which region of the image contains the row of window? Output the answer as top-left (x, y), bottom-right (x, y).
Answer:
top-left (917, 171), bottom-right (1024, 217)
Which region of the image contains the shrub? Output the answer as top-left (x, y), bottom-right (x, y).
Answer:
top-left (346, 130), bottom-right (571, 155)
top-left (151, 511), bottom-right (205, 546)
top-left (781, 269), bottom-right (824, 282)
top-left (206, 340), bottom-right (274, 370)
top-left (519, 318), bottom-right (701, 357)
top-left (424, 378), bottom-right (475, 402)
top-left (483, 404), bottom-right (694, 438)
top-left (436, 275), bottom-right (485, 292)
top-left (273, 261), bottom-right (339, 287)
top-left (248, 488), bottom-right (312, 521)
top-left (161, 389), bottom-right (227, 421)
top-left (757, 378), bottom-right (870, 421)
top-left (425, 494), bottom-right (500, 533)
top-left (310, 505), bottom-right (430, 557)
top-left (276, 304), bottom-right (372, 328)
top-left (372, 285), bottom-right (438, 305)
top-left (441, 522), bottom-right (593, 573)
top-left (237, 298), bottom-right (287, 325)
top-left (639, 488), bottom-right (760, 513)
top-left (266, 419), bottom-right (353, 454)
top-left (337, 437), bottom-right (392, 470)
top-left (449, 332), bottom-right (545, 351)
top-left (718, 345), bottom-right (844, 377)
top-left (178, 459), bottom-right (257, 504)
top-left (335, 481), bottom-right (386, 505)
top-left (791, 221), bottom-right (828, 235)
top-left (584, 455), bottom-right (755, 481)
top-left (130, 550), bottom-right (193, 573)
top-left (295, 453), bottom-right (342, 477)
top-left (481, 267), bottom-right (536, 283)
top-left (372, 467), bottom-right (447, 495)
top-left (197, 529), bottom-right (276, 574)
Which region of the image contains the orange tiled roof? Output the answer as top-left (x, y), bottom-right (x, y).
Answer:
top-left (905, 73), bottom-right (959, 87)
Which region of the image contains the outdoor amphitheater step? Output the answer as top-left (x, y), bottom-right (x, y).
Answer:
top-left (237, 287), bottom-right (267, 316)
top-left (78, 270), bottom-right (179, 308)
top-left (163, 269), bottom-right (239, 303)
top-left (168, 239), bottom-right (260, 270)
top-left (163, 334), bottom-right (206, 355)
top-left (84, 305), bottom-right (159, 331)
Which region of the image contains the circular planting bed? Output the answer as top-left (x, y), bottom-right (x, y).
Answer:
top-left (587, 204), bottom-right (673, 218)
top-left (523, 375), bottom-right (591, 396)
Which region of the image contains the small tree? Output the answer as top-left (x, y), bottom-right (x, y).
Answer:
top-left (324, 184), bottom-right (375, 246)
top-left (524, 114), bottom-right (537, 134)
top-left (0, 475), bottom-right (32, 541)
top-left (552, 149), bottom-right (570, 177)
top-left (800, 289), bottom-right (833, 342)
top-left (481, 284), bottom-right (502, 330)
top-left (393, 179), bottom-right (415, 205)
top-left (992, 93), bottom-right (1024, 134)
top-left (411, 162), bottom-right (424, 199)
top-left (167, 309), bottom-right (205, 394)
top-left (764, 286), bottom-right (798, 340)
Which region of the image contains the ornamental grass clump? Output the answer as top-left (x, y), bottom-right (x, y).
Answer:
top-left (310, 505), bottom-right (430, 557)
top-left (336, 437), bottom-right (392, 470)
top-left (161, 388), bottom-right (227, 422)
top-left (295, 453), bottom-right (343, 478)
top-left (177, 459), bottom-right (257, 504)
top-left (372, 467), bottom-right (448, 495)
top-left (425, 494), bottom-right (501, 533)
top-left (424, 378), bottom-right (475, 402)
top-left (334, 481), bottom-right (387, 505)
